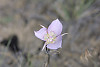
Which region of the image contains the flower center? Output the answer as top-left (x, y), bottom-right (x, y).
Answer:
top-left (44, 31), bottom-right (56, 44)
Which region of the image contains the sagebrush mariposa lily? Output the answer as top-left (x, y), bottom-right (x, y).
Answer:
top-left (34, 19), bottom-right (68, 51)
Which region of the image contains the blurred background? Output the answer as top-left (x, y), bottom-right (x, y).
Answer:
top-left (0, 0), bottom-right (100, 67)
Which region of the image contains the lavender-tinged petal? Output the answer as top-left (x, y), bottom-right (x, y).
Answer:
top-left (47, 35), bottom-right (62, 49)
top-left (34, 27), bottom-right (47, 41)
top-left (47, 41), bottom-right (62, 49)
top-left (48, 19), bottom-right (63, 36)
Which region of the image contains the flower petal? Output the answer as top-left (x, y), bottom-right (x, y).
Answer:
top-left (34, 27), bottom-right (47, 41)
top-left (48, 19), bottom-right (63, 36)
top-left (47, 35), bottom-right (62, 49)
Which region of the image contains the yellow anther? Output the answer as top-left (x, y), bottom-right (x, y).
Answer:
top-left (44, 34), bottom-right (49, 40)
top-left (44, 31), bottom-right (56, 44)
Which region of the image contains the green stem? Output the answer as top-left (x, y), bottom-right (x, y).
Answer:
top-left (45, 47), bottom-right (50, 67)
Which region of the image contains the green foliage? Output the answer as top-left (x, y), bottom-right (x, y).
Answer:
top-left (0, 16), bottom-right (13, 24)
top-left (62, 0), bottom-right (95, 20)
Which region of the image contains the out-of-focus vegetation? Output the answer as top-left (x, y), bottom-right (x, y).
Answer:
top-left (54, 0), bottom-right (95, 21)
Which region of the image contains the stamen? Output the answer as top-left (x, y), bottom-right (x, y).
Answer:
top-left (42, 31), bottom-right (57, 51)
top-left (49, 32), bottom-right (55, 36)
top-left (61, 33), bottom-right (68, 36)
top-left (44, 34), bottom-right (49, 40)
